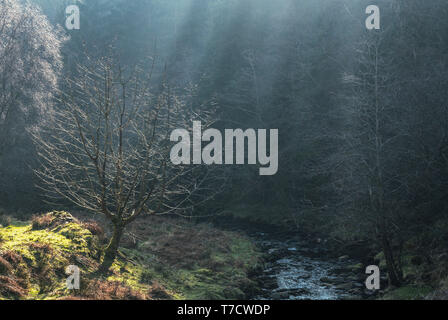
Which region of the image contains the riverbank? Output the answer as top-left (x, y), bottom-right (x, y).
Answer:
top-left (208, 215), bottom-right (370, 300)
top-left (1, 210), bottom-right (444, 300)
top-left (209, 213), bottom-right (445, 300)
top-left (0, 211), bottom-right (263, 300)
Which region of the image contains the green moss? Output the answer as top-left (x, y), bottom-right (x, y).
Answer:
top-left (382, 285), bottom-right (433, 300)
top-left (0, 212), bottom-right (102, 299)
top-left (374, 251), bottom-right (387, 269)
top-left (0, 225), bottom-right (74, 265)
top-left (0, 212), bottom-right (262, 300)
top-left (173, 236), bottom-right (261, 299)
top-left (118, 228), bottom-right (262, 300)
top-left (400, 255), bottom-right (424, 281)
top-left (348, 263), bottom-right (363, 272)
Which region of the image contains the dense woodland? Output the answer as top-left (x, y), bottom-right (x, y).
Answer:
top-left (1, 0), bottom-right (448, 300)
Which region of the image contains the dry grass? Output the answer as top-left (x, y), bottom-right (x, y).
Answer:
top-left (0, 256), bottom-right (13, 274)
top-left (127, 216), bottom-right (238, 270)
top-left (31, 214), bottom-right (54, 230)
top-left (0, 211), bottom-right (261, 300)
top-left (0, 275), bottom-right (28, 298)
top-left (67, 279), bottom-right (148, 300)
top-left (81, 220), bottom-right (104, 239)
top-left (0, 251), bottom-right (29, 298)
top-left (148, 281), bottom-right (172, 300)
top-left (31, 211), bottom-right (79, 230)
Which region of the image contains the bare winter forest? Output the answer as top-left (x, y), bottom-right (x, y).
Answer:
top-left (1, 0), bottom-right (448, 301)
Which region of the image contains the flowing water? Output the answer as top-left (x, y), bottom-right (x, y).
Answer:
top-left (212, 218), bottom-right (368, 300)
top-left (251, 232), bottom-right (365, 300)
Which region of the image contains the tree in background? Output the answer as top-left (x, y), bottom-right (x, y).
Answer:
top-left (334, 12), bottom-right (414, 283)
top-left (328, 0), bottom-right (448, 286)
top-left (0, 0), bottom-right (65, 209)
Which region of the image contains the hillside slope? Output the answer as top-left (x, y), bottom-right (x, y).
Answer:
top-left (0, 211), bottom-right (262, 300)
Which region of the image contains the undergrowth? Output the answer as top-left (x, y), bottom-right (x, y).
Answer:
top-left (0, 211), bottom-right (262, 300)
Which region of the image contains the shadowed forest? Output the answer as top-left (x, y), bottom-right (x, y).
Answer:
top-left (1, 0), bottom-right (448, 300)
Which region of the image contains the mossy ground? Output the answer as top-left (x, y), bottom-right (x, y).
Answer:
top-left (222, 205), bottom-right (294, 229)
top-left (0, 211), bottom-right (262, 300)
top-left (372, 216), bottom-right (448, 300)
top-left (117, 215), bottom-right (263, 300)
top-left (381, 285), bottom-right (433, 300)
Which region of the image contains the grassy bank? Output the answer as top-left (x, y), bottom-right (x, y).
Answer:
top-left (0, 211), bottom-right (262, 300)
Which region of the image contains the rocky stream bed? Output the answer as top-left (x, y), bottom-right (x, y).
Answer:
top-left (212, 218), bottom-right (379, 300)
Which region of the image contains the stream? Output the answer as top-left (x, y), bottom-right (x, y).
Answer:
top-left (250, 231), bottom-right (367, 300)
top-left (212, 218), bottom-right (371, 300)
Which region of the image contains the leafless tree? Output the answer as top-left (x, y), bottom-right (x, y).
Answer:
top-left (334, 30), bottom-right (409, 286)
top-left (0, 0), bottom-right (64, 149)
top-left (33, 55), bottom-right (222, 271)
top-left (0, 0), bottom-right (65, 188)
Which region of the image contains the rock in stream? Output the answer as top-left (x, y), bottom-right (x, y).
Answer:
top-left (250, 232), bottom-right (366, 300)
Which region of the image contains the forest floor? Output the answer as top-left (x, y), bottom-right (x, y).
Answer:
top-left (211, 211), bottom-right (448, 300)
top-left (1, 209), bottom-right (447, 300)
top-left (0, 211), bottom-right (263, 300)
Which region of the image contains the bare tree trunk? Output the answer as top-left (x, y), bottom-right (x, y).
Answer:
top-left (378, 219), bottom-right (402, 286)
top-left (99, 224), bottom-right (124, 272)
